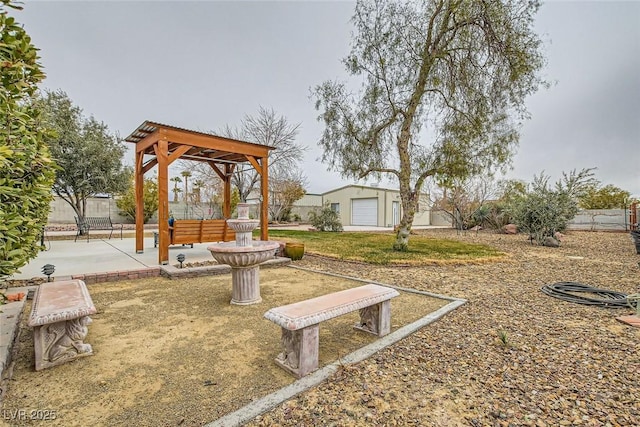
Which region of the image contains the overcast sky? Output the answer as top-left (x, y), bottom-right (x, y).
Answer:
top-left (16, 1), bottom-right (640, 196)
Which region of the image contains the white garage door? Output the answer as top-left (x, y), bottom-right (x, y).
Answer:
top-left (351, 198), bottom-right (378, 226)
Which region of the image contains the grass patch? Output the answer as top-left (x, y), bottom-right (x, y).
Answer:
top-left (263, 230), bottom-right (505, 265)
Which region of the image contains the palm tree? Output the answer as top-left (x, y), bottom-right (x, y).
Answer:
top-left (181, 170), bottom-right (192, 202)
top-left (193, 179), bottom-right (205, 203)
top-left (170, 176), bottom-right (183, 202)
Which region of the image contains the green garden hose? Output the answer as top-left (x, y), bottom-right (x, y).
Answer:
top-left (541, 282), bottom-right (636, 309)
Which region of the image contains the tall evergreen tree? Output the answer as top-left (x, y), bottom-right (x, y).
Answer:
top-left (41, 90), bottom-right (130, 221)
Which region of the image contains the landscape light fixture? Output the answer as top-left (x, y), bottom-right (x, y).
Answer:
top-left (42, 264), bottom-right (55, 282)
top-left (177, 253), bottom-right (186, 269)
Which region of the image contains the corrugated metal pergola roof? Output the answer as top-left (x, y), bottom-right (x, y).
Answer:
top-left (124, 120), bottom-right (275, 166)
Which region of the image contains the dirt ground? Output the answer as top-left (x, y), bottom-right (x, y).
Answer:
top-left (0, 267), bottom-right (445, 426)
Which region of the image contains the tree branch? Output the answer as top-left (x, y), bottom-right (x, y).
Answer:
top-left (415, 167), bottom-right (438, 194)
top-left (359, 167), bottom-right (400, 180)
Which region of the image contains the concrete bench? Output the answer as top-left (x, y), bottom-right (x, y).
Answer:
top-left (28, 280), bottom-right (97, 371)
top-left (264, 284), bottom-right (400, 378)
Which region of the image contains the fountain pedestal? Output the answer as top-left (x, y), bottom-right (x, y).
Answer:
top-left (206, 241), bottom-right (279, 305)
top-left (207, 204), bottom-right (279, 305)
top-left (232, 266), bottom-right (259, 304)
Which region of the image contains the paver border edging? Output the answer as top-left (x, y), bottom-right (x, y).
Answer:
top-left (159, 257), bottom-right (291, 279)
top-left (0, 286), bottom-right (36, 385)
top-left (206, 265), bottom-right (466, 427)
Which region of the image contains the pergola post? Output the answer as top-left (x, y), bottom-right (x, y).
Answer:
top-left (157, 136), bottom-right (170, 265)
top-left (135, 150), bottom-right (145, 253)
top-left (223, 164), bottom-right (232, 218)
top-left (260, 156), bottom-right (269, 241)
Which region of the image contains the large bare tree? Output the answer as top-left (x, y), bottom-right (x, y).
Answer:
top-left (432, 175), bottom-right (499, 231)
top-left (179, 107), bottom-right (307, 217)
top-left (268, 168), bottom-right (307, 222)
top-left (218, 106), bottom-right (306, 202)
top-left (313, 0), bottom-right (547, 250)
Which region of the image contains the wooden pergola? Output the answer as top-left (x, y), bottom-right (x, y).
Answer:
top-left (124, 121), bottom-right (274, 265)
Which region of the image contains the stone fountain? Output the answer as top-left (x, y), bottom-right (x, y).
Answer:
top-left (207, 204), bottom-right (280, 305)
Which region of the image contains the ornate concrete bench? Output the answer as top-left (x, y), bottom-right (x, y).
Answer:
top-left (264, 284), bottom-right (400, 378)
top-left (28, 280), bottom-right (97, 371)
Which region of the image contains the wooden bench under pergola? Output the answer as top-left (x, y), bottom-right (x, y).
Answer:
top-left (124, 121), bottom-right (275, 265)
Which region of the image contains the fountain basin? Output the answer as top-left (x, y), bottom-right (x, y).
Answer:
top-left (207, 240), bottom-right (280, 305)
top-left (207, 240), bottom-right (280, 267)
top-left (225, 219), bottom-right (260, 233)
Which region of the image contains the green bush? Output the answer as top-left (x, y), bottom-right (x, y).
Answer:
top-left (116, 174), bottom-right (159, 223)
top-left (0, 2), bottom-right (55, 278)
top-left (472, 202), bottom-right (511, 230)
top-left (308, 203), bottom-right (343, 232)
top-left (506, 169), bottom-right (595, 245)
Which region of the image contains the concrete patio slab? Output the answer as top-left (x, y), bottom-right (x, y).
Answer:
top-left (9, 237), bottom-right (219, 281)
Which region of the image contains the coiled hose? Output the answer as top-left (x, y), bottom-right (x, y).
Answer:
top-left (541, 282), bottom-right (636, 309)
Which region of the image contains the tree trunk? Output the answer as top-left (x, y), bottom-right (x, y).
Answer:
top-left (393, 190), bottom-right (418, 251)
top-left (71, 197), bottom-right (87, 235)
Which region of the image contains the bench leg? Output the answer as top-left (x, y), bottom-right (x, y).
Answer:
top-left (275, 325), bottom-right (319, 378)
top-left (33, 316), bottom-right (94, 371)
top-left (355, 300), bottom-right (392, 337)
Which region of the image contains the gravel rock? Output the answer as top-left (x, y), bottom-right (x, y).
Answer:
top-left (249, 230), bottom-right (640, 426)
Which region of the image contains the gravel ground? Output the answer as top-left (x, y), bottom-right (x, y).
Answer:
top-left (250, 229), bottom-right (640, 427)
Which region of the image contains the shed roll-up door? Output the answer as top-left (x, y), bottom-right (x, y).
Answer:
top-left (351, 198), bottom-right (378, 226)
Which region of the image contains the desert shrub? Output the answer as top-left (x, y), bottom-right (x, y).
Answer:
top-left (308, 203), bottom-right (343, 232)
top-left (506, 169), bottom-right (595, 245)
top-left (479, 202), bottom-right (512, 230)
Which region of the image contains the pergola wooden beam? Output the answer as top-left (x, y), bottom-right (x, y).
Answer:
top-left (125, 121), bottom-right (275, 265)
top-left (246, 155), bottom-right (262, 174)
top-left (141, 158), bottom-right (157, 175)
top-left (167, 145), bottom-right (192, 165)
top-left (163, 129), bottom-right (268, 158)
top-left (180, 153), bottom-right (246, 163)
top-left (135, 129), bottom-right (160, 153)
top-left (208, 162), bottom-right (225, 180)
